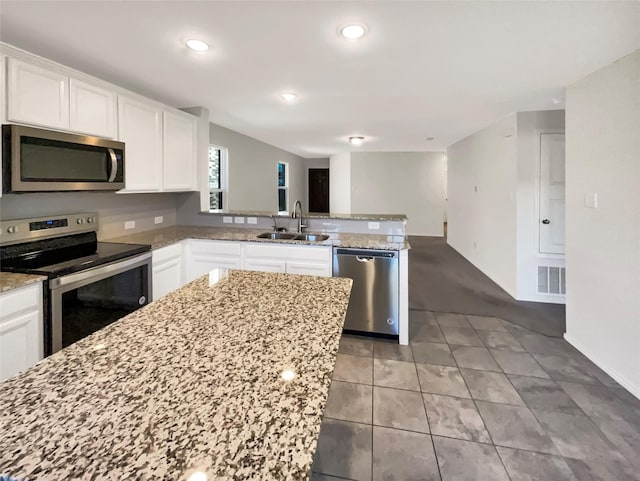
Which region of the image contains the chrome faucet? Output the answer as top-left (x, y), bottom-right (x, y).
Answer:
top-left (291, 200), bottom-right (307, 234)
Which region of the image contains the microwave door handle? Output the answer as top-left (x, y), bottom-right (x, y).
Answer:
top-left (107, 148), bottom-right (118, 182)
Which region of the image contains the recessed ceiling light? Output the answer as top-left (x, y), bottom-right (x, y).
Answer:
top-left (186, 39), bottom-right (209, 52)
top-left (281, 92), bottom-right (296, 102)
top-left (349, 136), bottom-right (365, 146)
top-left (340, 24), bottom-right (367, 40)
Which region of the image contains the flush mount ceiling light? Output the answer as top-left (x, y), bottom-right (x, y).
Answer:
top-left (185, 39), bottom-right (209, 52)
top-left (281, 92), bottom-right (296, 102)
top-left (349, 136), bottom-right (365, 146)
top-left (340, 24), bottom-right (367, 40)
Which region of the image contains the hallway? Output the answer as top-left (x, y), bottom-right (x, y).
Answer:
top-left (409, 236), bottom-right (566, 337)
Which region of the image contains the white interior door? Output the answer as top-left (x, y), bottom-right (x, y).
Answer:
top-left (539, 133), bottom-right (566, 255)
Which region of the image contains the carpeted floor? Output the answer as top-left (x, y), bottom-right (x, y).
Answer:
top-left (408, 236), bottom-right (566, 337)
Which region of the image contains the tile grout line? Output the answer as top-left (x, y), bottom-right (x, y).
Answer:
top-left (413, 345), bottom-right (444, 481)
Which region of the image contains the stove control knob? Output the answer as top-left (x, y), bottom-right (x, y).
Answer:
top-left (87, 217), bottom-right (95, 224)
top-left (77, 218), bottom-right (85, 224)
top-left (7, 225), bottom-right (17, 234)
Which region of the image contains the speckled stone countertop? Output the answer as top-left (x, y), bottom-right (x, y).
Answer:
top-left (0, 272), bottom-right (46, 293)
top-left (204, 211), bottom-right (407, 221)
top-left (106, 225), bottom-right (409, 250)
top-left (0, 270), bottom-right (352, 480)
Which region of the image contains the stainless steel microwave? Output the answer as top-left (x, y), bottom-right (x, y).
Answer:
top-left (2, 124), bottom-right (125, 192)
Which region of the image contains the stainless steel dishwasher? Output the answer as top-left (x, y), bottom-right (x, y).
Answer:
top-left (333, 248), bottom-right (399, 336)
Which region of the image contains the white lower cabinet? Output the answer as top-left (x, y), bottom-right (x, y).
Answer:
top-left (0, 282), bottom-right (44, 382)
top-left (184, 239), bottom-right (241, 283)
top-left (151, 239), bottom-right (333, 301)
top-left (241, 243), bottom-right (332, 277)
top-left (152, 243), bottom-right (184, 300)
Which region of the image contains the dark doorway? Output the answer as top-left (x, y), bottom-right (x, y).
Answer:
top-left (308, 168), bottom-right (330, 213)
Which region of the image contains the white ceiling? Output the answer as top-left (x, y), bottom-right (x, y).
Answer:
top-left (1, 1), bottom-right (639, 157)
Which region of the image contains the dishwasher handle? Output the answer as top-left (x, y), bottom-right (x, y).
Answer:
top-left (335, 248), bottom-right (397, 258)
top-left (357, 255), bottom-right (375, 262)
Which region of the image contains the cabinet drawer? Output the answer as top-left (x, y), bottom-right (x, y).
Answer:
top-left (187, 239), bottom-right (241, 256)
top-left (243, 243), bottom-right (331, 261)
top-left (0, 283), bottom-right (42, 319)
top-left (152, 242), bottom-right (183, 265)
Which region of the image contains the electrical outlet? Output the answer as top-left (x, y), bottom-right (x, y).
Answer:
top-left (247, 217), bottom-right (258, 224)
top-left (124, 221), bottom-right (135, 230)
top-left (234, 217), bottom-right (245, 224)
top-left (223, 216), bottom-right (233, 224)
top-left (368, 222), bottom-right (380, 230)
top-left (154, 216), bottom-right (163, 224)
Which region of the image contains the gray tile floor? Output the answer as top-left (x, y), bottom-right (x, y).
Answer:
top-left (311, 310), bottom-right (640, 481)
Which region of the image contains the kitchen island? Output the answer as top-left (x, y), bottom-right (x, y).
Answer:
top-left (0, 270), bottom-right (352, 480)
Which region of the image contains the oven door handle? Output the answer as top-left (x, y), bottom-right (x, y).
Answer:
top-left (49, 252), bottom-right (152, 291)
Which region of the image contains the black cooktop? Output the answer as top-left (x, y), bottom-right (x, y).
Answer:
top-left (1, 232), bottom-right (150, 278)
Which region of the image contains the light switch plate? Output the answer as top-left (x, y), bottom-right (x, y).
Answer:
top-left (124, 221), bottom-right (135, 230)
top-left (247, 217), bottom-right (258, 224)
top-left (368, 221), bottom-right (380, 230)
top-left (154, 216), bottom-right (163, 224)
top-left (223, 216), bottom-right (233, 224)
top-left (234, 217), bottom-right (245, 224)
top-left (584, 192), bottom-right (598, 208)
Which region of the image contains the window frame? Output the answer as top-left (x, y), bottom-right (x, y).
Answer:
top-left (277, 161), bottom-right (289, 214)
top-left (208, 144), bottom-right (228, 212)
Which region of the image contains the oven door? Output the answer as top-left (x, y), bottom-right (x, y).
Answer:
top-left (48, 253), bottom-right (152, 354)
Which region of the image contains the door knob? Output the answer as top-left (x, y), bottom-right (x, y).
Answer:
top-left (541, 219), bottom-right (550, 224)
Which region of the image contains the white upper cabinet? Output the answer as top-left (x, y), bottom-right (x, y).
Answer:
top-left (7, 57), bottom-right (69, 129)
top-left (163, 110), bottom-right (197, 191)
top-left (69, 78), bottom-right (116, 138)
top-left (118, 95), bottom-right (163, 191)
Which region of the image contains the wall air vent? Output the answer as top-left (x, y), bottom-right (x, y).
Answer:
top-left (537, 266), bottom-right (566, 295)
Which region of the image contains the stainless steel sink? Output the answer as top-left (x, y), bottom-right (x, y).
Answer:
top-left (255, 232), bottom-right (330, 242)
top-left (293, 234), bottom-right (330, 241)
top-left (256, 232), bottom-right (297, 240)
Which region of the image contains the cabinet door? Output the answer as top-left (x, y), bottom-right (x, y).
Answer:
top-left (152, 257), bottom-right (183, 300)
top-left (7, 57), bottom-right (69, 129)
top-left (118, 96), bottom-right (163, 191)
top-left (163, 110), bottom-right (197, 191)
top-left (286, 261), bottom-right (332, 277)
top-left (69, 78), bottom-right (116, 138)
top-left (243, 258), bottom-right (287, 273)
top-left (0, 283), bottom-right (43, 382)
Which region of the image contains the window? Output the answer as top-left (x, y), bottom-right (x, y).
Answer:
top-left (278, 162), bottom-right (288, 214)
top-left (209, 145), bottom-right (227, 211)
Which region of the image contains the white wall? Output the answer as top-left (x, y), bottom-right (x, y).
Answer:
top-left (564, 50), bottom-right (640, 397)
top-left (447, 115), bottom-right (519, 297)
top-left (516, 111), bottom-right (565, 302)
top-left (349, 152), bottom-right (446, 236)
top-left (329, 153), bottom-right (351, 214)
top-left (176, 122), bottom-right (306, 222)
top-left (211, 123), bottom-right (305, 213)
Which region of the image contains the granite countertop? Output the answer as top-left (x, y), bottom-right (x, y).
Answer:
top-left (203, 211), bottom-right (407, 221)
top-left (0, 270), bottom-right (352, 480)
top-left (0, 272), bottom-right (47, 293)
top-left (106, 225), bottom-right (409, 251)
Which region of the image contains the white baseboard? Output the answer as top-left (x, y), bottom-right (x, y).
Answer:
top-left (564, 332), bottom-right (640, 400)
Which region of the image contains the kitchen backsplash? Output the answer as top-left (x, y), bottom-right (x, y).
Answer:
top-left (0, 192), bottom-right (179, 240)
